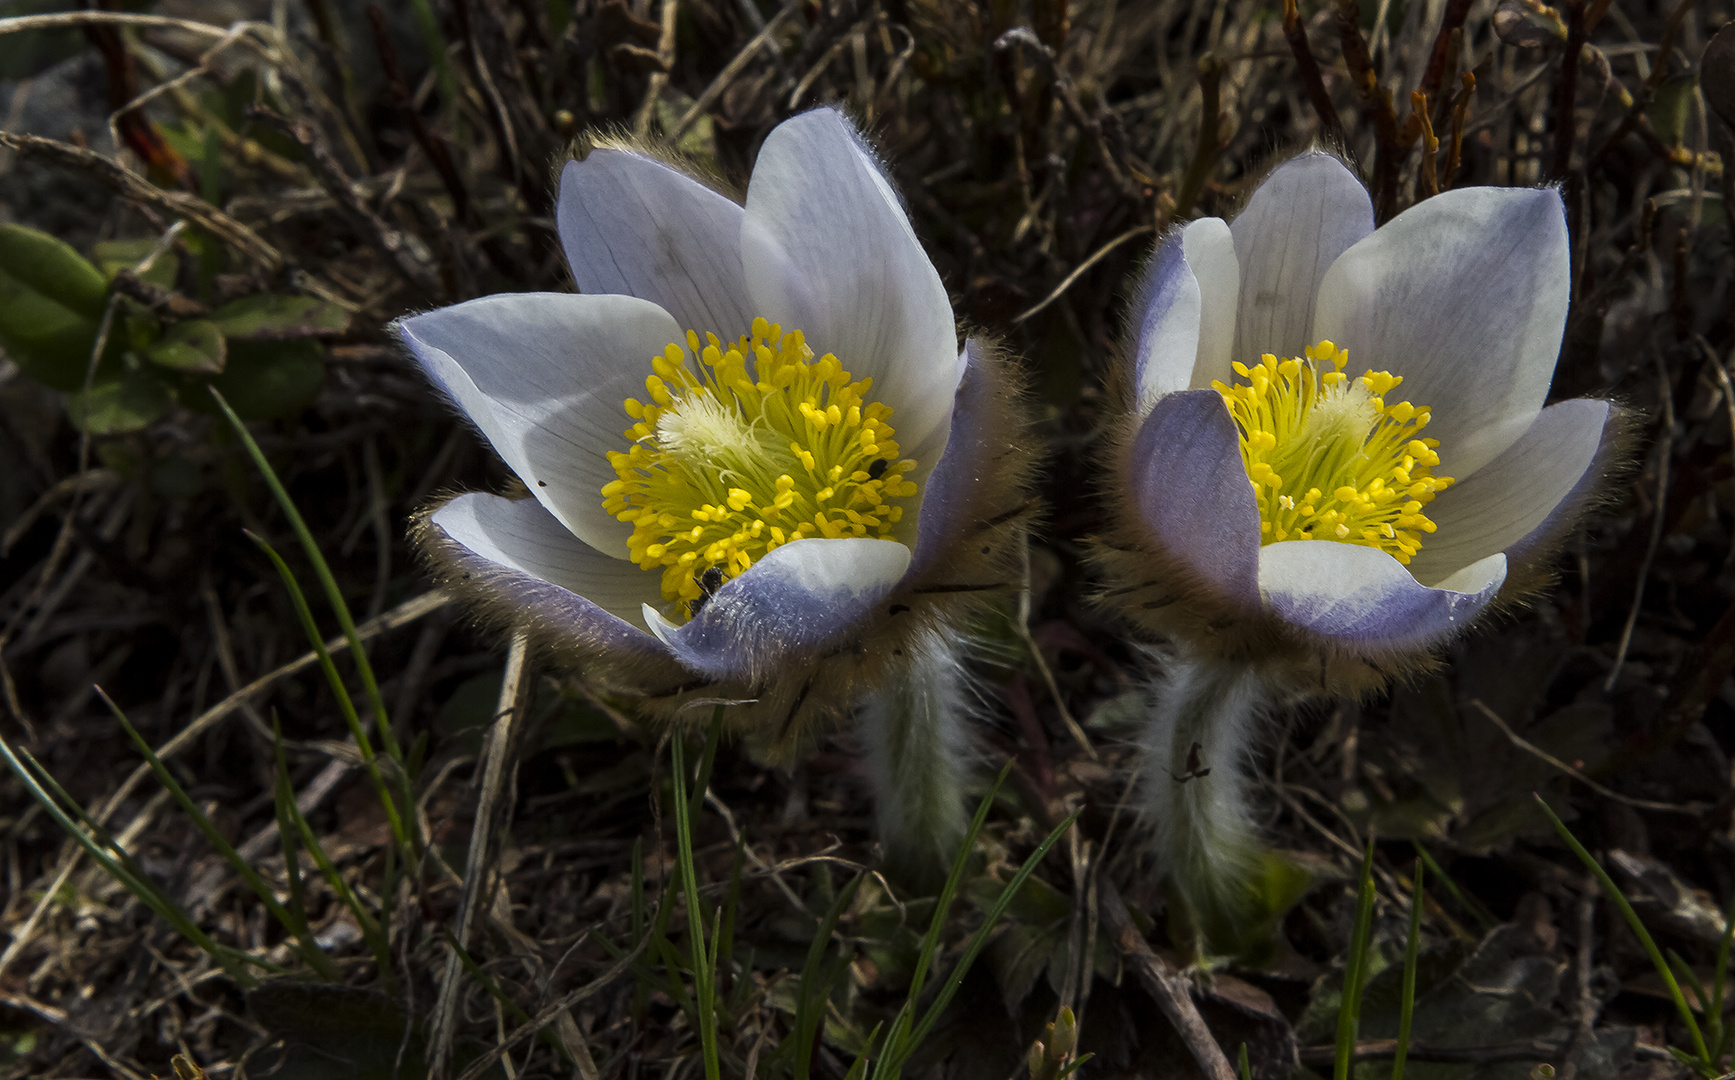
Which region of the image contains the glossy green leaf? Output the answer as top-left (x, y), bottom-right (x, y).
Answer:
top-left (65, 369), bottom-right (172, 434)
top-left (211, 294), bottom-right (351, 340)
top-left (0, 224), bottom-right (109, 390)
top-left (146, 319), bottom-right (227, 375)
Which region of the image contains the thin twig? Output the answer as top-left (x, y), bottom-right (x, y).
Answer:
top-left (430, 631), bottom-right (532, 1079)
top-left (1467, 699), bottom-right (1706, 814)
top-left (1097, 876), bottom-right (1235, 1080)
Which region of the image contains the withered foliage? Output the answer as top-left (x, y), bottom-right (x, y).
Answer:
top-left (0, 0), bottom-right (1732, 1077)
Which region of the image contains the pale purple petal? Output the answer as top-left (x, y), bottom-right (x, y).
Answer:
top-left (738, 108), bottom-right (961, 456)
top-left (1258, 542), bottom-right (1506, 649)
top-left (1313, 185), bottom-right (1570, 478)
top-left (643, 537), bottom-right (912, 681)
top-left (1406, 399), bottom-right (1612, 587)
top-left (1128, 389), bottom-right (1262, 612)
top-left (427, 493), bottom-right (673, 663)
top-left (1133, 218), bottom-right (1238, 413)
top-left (397, 293), bottom-right (681, 560)
top-left (1229, 153), bottom-right (1373, 364)
top-left (556, 150), bottom-right (753, 337)
top-left (909, 338), bottom-right (995, 578)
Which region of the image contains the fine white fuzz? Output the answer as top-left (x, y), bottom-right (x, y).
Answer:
top-left (1139, 650), bottom-right (1271, 953)
top-left (857, 625), bottom-right (977, 891)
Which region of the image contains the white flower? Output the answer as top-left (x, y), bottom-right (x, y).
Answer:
top-left (396, 108), bottom-right (1029, 770)
top-left (1116, 152), bottom-right (1618, 663)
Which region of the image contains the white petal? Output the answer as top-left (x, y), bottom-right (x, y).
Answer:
top-left (1133, 218), bottom-right (1239, 413)
top-left (1230, 153), bottom-right (1374, 364)
top-left (738, 108), bottom-right (961, 454)
top-left (1312, 185), bottom-right (1570, 478)
top-left (556, 151), bottom-right (753, 337)
top-left (1259, 541), bottom-right (1506, 650)
top-left (398, 292), bottom-right (682, 559)
top-left (650, 536), bottom-right (912, 681)
top-left (430, 493), bottom-right (663, 632)
top-left (1404, 399), bottom-right (1611, 587)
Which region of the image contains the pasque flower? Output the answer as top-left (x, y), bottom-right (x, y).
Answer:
top-left (398, 109), bottom-right (1031, 882)
top-left (1098, 153), bottom-right (1621, 953)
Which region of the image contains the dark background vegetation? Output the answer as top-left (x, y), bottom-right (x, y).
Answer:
top-left (0, 0), bottom-right (1732, 1076)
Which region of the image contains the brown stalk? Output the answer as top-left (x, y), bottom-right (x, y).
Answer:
top-left (367, 4), bottom-right (471, 225)
top-left (1412, 90), bottom-right (1440, 198)
top-left (1173, 54), bottom-right (1224, 220)
top-left (1549, 0), bottom-right (1585, 180)
top-left (1445, 72), bottom-right (1475, 185)
top-left (1335, 0), bottom-right (1403, 218)
top-left (1282, 0), bottom-right (1347, 148)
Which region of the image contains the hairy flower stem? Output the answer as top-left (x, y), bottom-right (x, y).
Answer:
top-left (1141, 650), bottom-right (1275, 957)
top-left (858, 626), bottom-right (975, 893)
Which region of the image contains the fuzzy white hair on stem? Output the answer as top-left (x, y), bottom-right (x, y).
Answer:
top-left (857, 624), bottom-right (980, 890)
top-left (1139, 650), bottom-right (1271, 951)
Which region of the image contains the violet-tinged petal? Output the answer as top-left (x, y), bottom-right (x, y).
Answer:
top-left (427, 493), bottom-right (672, 662)
top-left (1258, 541), bottom-right (1506, 650)
top-left (1229, 153), bottom-right (1373, 365)
top-left (397, 292), bottom-right (681, 560)
top-left (1133, 218), bottom-right (1238, 413)
top-left (738, 108), bottom-right (961, 456)
top-left (642, 537), bottom-right (911, 681)
top-left (909, 338), bottom-right (993, 577)
top-left (1128, 389), bottom-right (1262, 612)
top-left (1406, 399), bottom-right (1612, 587)
top-left (556, 150), bottom-right (753, 336)
top-left (1313, 185), bottom-right (1569, 478)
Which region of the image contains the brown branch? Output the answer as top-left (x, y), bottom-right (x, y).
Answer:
top-left (994, 27), bottom-right (1145, 204)
top-left (1550, 0), bottom-right (1585, 180)
top-left (0, 131), bottom-right (281, 271)
top-left (367, 4), bottom-right (470, 224)
top-left (1173, 54), bottom-right (1224, 219)
top-left (1282, 0), bottom-right (1347, 148)
top-left (246, 105), bottom-right (443, 300)
top-left (1412, 91), bottom-right (1440, 198)
top-left (1335, 0), bottom-right (1403, 218)
top-left (1097, 876), bottom-right (1236, 1080)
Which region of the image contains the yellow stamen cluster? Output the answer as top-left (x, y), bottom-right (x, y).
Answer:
top-left (602, 317), bottom-right (919, 617)
top-left (1211, 340), bottom-right (1453, 564)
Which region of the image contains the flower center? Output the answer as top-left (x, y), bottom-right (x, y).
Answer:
top-left (1211, 340), bottom-right (1454, 565)
top-left (602, 317), bottom-right (918, 619)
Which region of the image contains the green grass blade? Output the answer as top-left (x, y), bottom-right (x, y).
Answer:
top-left (1535, 794), bottom-right (1710, 1065)
top-left (288, 781), bottom-right (392, 974)
top-left (795, 874), bottom-right (865, 1080)
top-left (245, 530), bottom-right (413, 857)
top-left (1237, 1043), bottom-right (1252, 1080)
top-left (444, 928), bottom-right (573, 1064)
top-left (271, 728), bottom-right (309, 935)
top-left (1710, 885), bottom-right (1735, 1059)
top-left (868, 761), bottom-right (1015, 1080)
top-left (210, 389), bottom-right (416, 841)
top-left (900, 808), bottom-right (1081, 1061)
top-left (1392, 856), bottom-right (1425, 1080)
top-left (1411, 842), bottom-right (1495, 929)
top-left (1334, 838), bottom-right (1378, 1080)
top-left (0, 734), bottom-right (263, 987)
top-left (671, 709), bottom-right (724, 1080)
top-left (98, 688), bottom-right (341, 981)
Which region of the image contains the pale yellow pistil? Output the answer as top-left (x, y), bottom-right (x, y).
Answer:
top-left (1211, 340), bottom-right (1453, 565)
top-left (602, 317), bottom-right (919, 618)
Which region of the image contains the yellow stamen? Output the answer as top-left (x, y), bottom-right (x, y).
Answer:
top-left (1211, 339), bottom-right (1453, 565)
top-left (604, 317), bottom-right (919, 617)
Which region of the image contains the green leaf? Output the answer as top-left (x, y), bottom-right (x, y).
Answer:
top-left (211, 294), bottom-right (352, 340)
top-left (146, 319), bottom-right (227, 375)
top-left (65, 369), bottom-right (172, 435)
top-left (92, 238), bottom-right (179, 290)
top-left (0, 224), bottom-right (109, 390)
top-left (191, 339), bottom-right (325, 420)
